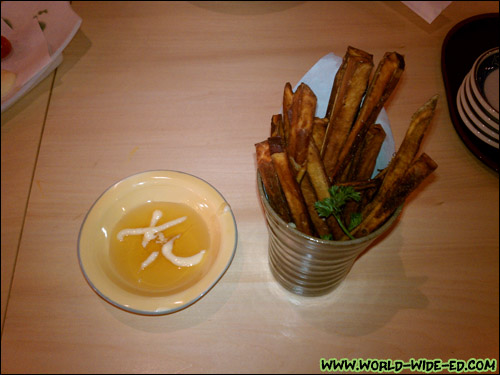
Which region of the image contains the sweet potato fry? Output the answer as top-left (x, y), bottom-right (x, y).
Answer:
top-left (330, 51), bottom-right (405, 183)
top-left (305, 141), bottom-right (330, 200)
top-left (322, 46), bottom-right (374, 178)
top-left (292, 119), bottom-right (328, 186)
top-left (255, 140), bottom-right (292, 223)
top-left (350, 152), bottom-right (438, 239)
top-left (282, 82), bottom-right (294, 146)
top-left (306, 140), bottom-right (380, 236)
top-left (362, 95), bottom-right (438, 217)
top-left (305, 141), bottom-right (344, 239)
top-left (345, 123), bottom-right (386, 182)
top-left (340, 179), bottom-right (381, 229)
top-left (269, 137), bottom-right (314, 236)
top-left (270, 114), bottom-right (284, 138)
top-left (300, 175), bottom-right (331, 238)
top-left (312, 117), bottom-right (328, 149)
top-left (287, 83), bottom-right (317, 166)
top-left (383, 153), bottom-right (438, 213)
top-left (335, 179), bottom-right (381, 191)
top-left (257, 47), bottom-right (438, 241)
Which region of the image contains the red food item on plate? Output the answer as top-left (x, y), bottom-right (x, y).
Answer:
top-left (1, 36), bottom-right (13, 59)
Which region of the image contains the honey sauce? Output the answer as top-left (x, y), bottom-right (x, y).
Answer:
top-left (110, 201), bottom-right (210, 293)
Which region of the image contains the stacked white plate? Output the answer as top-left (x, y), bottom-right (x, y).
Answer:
top-left (456, 47), bottom-right (499, 149)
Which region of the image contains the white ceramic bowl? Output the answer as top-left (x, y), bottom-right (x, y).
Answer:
top-left (456, 81), bottom-right (499, 148)
top-left (469, 47), bottom-right (499, 122)
top-left (460, 76), bottom-right (499, 140)
top-left (78, 170), bottom-right (237, 315)
top-left (465, 73), bottom-right (499, 132)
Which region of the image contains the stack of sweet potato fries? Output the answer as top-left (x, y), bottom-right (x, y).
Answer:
top-left (256, 46), bottom-right (438, 241)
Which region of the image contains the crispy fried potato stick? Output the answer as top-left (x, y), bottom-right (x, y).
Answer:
top-left (270, 114), bottom-right (284, 138)
top-left (325, 212), bottom-right (346, 240)
top-left (322, 46), bottom-right (374, 178)
top-left (340, 178), bottom-right (381, 229)
top-left (256, 140), bottom-right (292, 223)
top-left (349, 152), bottom-right (437, 239)
top-left (305, 141), bottom-right (345, 239)
top-left (372, 166), bottom-right (388, 182)
top-left (282, 82), bottom-right (294, 146)
top-left (330, 51), bottom-right (405, 183)
top-left (362, 95), bottom-right (438, 217)
top-left (345, 123), bottom-right (386, 182)
top-left (300, 175), bottom-right (331, 238)
top-left (306, 141), bottom-right (331, 200)
top-left (312, 117), bottom-right (328, 150)
top-left (290, 116), bottom-right (327, 185)
top-left (287, 83), bottom-right (317, 167)
top-left (269, 137), bottom-right (313, 236)
top-left (304, 141), bottom-right (380, 236)
top-left (382, 153), bottom-right (438, 213)
top-left (335, 179), bottom-right (381, 191)
top-left (259, 48), bottom-right (438, 241)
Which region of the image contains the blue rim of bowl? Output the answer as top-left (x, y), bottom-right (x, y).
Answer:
top-left (77, 170), bottom-right (238, 315)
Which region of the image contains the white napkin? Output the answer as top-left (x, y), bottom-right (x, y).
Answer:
top-left (294, 52), bottom-right (395, 177)
top-left (402, 1), bottom-right (452, 24)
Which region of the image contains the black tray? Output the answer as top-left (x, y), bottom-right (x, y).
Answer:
top-left (441, 13), bottom-right (499, 172)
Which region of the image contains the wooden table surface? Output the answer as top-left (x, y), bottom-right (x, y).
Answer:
top-left (1, 2), bottom-right (499, 373)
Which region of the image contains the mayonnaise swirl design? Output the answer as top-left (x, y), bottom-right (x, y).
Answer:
top-left (161, 235), bottom-right (206, 267)
top-left (117, 210), bottom-right (205, 269)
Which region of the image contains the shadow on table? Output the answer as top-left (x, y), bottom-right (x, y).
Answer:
top-left (51, 29), bottom-right (92, 91)
top-left (267, 213), bottom-right (429, 337)
top-left (99, 234), bottom-right (244, 332)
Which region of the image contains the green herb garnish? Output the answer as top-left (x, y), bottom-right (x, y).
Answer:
top-left (314, 185), bottom-right (362, 240)
top-left (348, 212), bottom-right (362, 232)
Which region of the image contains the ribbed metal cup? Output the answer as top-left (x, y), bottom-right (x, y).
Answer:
top-left (258, 173), bottom-right (401, 296)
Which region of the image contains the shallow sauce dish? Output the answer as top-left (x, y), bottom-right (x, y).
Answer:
top-left (78, 170), bottom-right (237, 315)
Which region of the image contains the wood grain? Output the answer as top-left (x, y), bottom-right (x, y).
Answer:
top-left (1, 2), bottom-right (498, 373)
